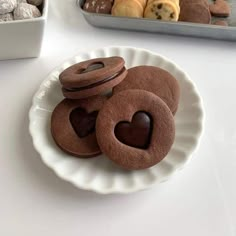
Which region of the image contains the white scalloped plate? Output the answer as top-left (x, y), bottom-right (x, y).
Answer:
top-left (29, 46), bottom-right (204, 194)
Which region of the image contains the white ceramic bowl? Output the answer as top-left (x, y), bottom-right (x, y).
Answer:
top-left (29, 46), bottom-right (204, 194)
top-left (0, 0), bottom-right (48, 60)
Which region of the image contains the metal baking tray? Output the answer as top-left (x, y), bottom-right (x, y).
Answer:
top-left (77, 0), bottom-right (236, 41)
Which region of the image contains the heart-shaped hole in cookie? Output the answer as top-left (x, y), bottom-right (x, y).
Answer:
top-left (114, 111), bottom-right (153, 149)
top-left (79, 62), bottom-right (104, 74)
top-left (70, 108), bottom-right (99, 138)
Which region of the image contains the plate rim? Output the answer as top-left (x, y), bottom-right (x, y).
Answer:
top-left (29, 46), bottom-right (205, 194)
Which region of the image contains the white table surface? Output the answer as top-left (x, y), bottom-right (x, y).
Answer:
top-left (0, 0), bottom-right (236, 235)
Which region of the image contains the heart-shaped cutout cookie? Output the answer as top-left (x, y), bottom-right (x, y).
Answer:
top-left (80, 62), bottom-right (104, 74)
top-left (70, 108), bottom-right (98, 138)
top-left (114, 111), bottom-right (152, 149)
top-left (209, 0), bottom-right (230, 17)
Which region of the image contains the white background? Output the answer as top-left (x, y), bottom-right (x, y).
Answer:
top-left (0, 0), bottom-right (236, 235)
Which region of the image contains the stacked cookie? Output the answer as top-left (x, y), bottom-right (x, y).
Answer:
top-left (0, 0), bottom-right (42, 22)
top-left (51, 56), bottom-right (180, 170)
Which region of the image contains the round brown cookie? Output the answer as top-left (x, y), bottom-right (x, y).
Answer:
top-left (59, 57), bottom-right (127, 99)
top-left (180, 0), bottom-right (208, 9)
top-left (113, 65), bottom-right (180, 115)
top-left (209, 0), bottom-right (230, 17)
top-left (179, 2), bottom-right (211, 24)
top-left (96, 89), bottom-right (175, 170)
top-left (83, 0), bottom-right (113, 14)
top-left (51, 95), bottom-right (108, 158)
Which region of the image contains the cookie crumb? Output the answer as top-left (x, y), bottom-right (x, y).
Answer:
top-left (13, 2), bottom-right (41, 20)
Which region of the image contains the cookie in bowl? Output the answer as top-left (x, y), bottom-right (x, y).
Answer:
top-left (96, 89), bottom-right (175, 170)
top-left (59, 56), bottom-right (127, 99)
top-left (29, 46), bottom-right (204, 193)
top-left (0, 0), bottom-right (48, 60)
top-left (51, 95), bottom-right (108, 158)
top-left (113, 65), bottom-right (180, 115)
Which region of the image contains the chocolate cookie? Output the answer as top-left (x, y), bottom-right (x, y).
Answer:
top-left (209, 0), bottom-right (230, 17)
top-left (51, 95), bottom-right (108, 158)
top-left (180, 0), bottom-right (208, 9)
top-left (179, 2), bottom-right (211, 24)
top-left (83, 0), bottom-right (113, 14)
top-left (59, 57), bottom-right (127, 99)
top-left (96, 89), bottom-right (175, 170)
top-left (113, 65), bottom-right (180, 115)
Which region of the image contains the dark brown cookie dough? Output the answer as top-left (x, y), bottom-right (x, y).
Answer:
top-left (51, 95), bottom-right (108, 158)
top-left (113, 65), bottom-right (180, 115)
top-left (59, 57), bottom-right (127, 99)
top-left (96, 89), bottom-right (175, 170)
top-left (83, 0), bottom-right (113, 14)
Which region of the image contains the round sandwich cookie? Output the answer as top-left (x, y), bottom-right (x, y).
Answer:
top-left (51, 95), bottom-right (108, 158)
top-left (59, 57), bottom-right (127, 99)
top-left (96, 89), bottom-right (175, 170)
top-left (113, 65), bottom-right (180, 115)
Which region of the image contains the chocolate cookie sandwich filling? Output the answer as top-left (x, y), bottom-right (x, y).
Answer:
top-left (59, 57), bottom-right (127, 99)
top-left (62, 67), bottom-right (126, 92)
